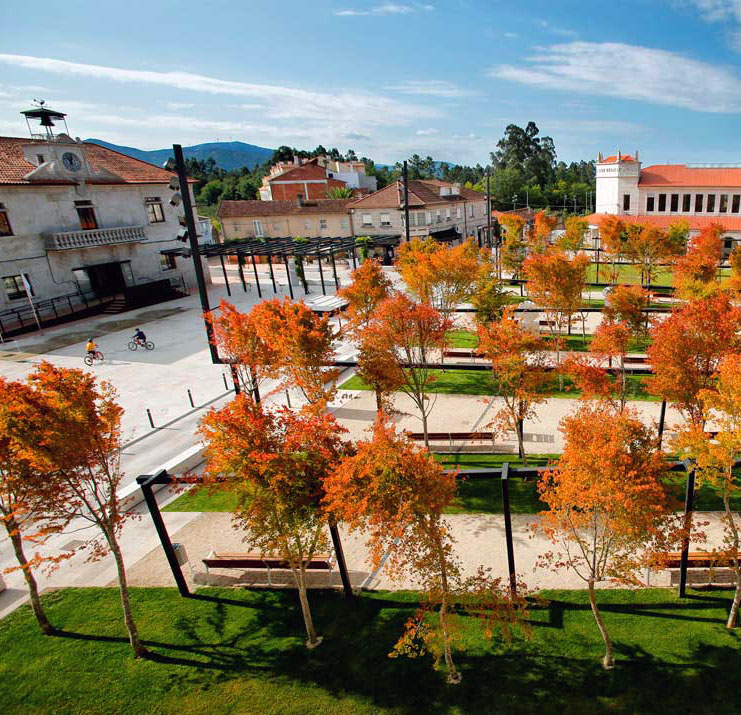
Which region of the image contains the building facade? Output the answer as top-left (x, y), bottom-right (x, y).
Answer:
top-left (588, 150), bottom-right (741, 253)
top-left (218, 198), bottom-right (354, 240)
top-left (0, 107), bottom-right (202, 313)
top-left (348, 179), bottom-right (488, 240)
top-left (258, 157), bottom-right (348, 201)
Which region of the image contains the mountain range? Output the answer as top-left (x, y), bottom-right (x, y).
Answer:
top-left (84, 139), bottom-right (275, 171)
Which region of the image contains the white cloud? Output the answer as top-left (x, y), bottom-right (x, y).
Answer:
top-left (335, 3), bottom-right (434, 16)
top-left (490, 41), bottom-right (741, 113)
top-left (504, 32), bottom-right (519, 39)
top-left (385, 79), bottom-right (474, 97)
top-left (416, 128), bottom-right (438, 135)
top-left (164, 101), bottom-right (195, 110)
top-left (684, 0), bottom-right (741, 22)
top-left (0, 53), bottom-right (435, 128)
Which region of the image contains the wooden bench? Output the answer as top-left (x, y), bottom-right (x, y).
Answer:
top-left (649, 551), bottom-right (737, 586)
top-left (202, 551), bottom-right (335, 587)
top-left (660, 551), bottom-right (735, 569)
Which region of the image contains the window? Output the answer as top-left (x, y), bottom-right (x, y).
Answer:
top-left (380, 213), bottom-right (391, 227)
top-left (0, 204), bottom-right (12, 236)
top-left (445, 209), bottom-right (451, 221)
top-left (670, 194), bottom-right (679, 212)
top-left (272, 223), bottom-right (281, 232)
top-left (304, 220), bottom-right (311, 230)
top-left (341, 219), bottom-right (349, 229)
top-left (362, 213), bottom-right (372, 226)
top-left (36, 154), bottom-right (45, 165)
top-left (733, 195), bottom-right (740, 214)
top-left (72, 268), bottom-right (92, 296)
top-left (2, 274), bottom-right (32, 300)
top-left (695, 194), bottom-right (704, 212)
top-left (682, 194), bottom-right (691, 212)
top-left (75, 200), bottom-right (98, 230)
top-left (468, 204), bottom-right (474, 217)
top-left (707, 194), bottom-right (716, 212)
top-left (426, 211), bottom-right (432, 224)
top-left (456, 207), bottom-right (462, 219)
top-left (646, 196), bottom-right (655, 212)
top-left (159, 253), bottom-right (177, 271)
top-left (253, 220), bottom-right (263, 237)
top-left (145, 197), bottom-right (165, 223)
top-left (623, 194), bottom-right (631, 211)
top-left (720, 194), bottom-right (729, 213)
top-left (417, 211), bottom-right (427, 226)
top-left (320, 218), bottom-right (327, 230)
top-left (658, 194), bottom-right (666, 212)
top-left (435, 210), bottom-right (441, 224)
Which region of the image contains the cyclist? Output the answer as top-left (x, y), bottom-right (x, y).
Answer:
top-left (132, 328), bottom-right (147, 346)
top-left (86, 338), bottom-right (98, 358)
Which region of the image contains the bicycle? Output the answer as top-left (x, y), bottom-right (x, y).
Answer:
top-left (84, 350), bottom-right (105, 366)
top-left (128, 339), bottom-right (155, 351)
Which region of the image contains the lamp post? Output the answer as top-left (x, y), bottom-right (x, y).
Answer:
top-left (402, 160), bottom-right (410, 243)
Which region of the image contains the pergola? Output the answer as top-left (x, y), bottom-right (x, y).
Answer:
top-left (161, 234), bottom-right (401, 300)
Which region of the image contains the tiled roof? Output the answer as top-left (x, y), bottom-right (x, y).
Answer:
top-left (348, 180), bottom-right (484, 209)
top-left (268, 162), bottom-right (332, 183)
top-left (218, 198), bottom-right (352, 218)
top-left (0, 136), bottom-right (185, 185)
top-left (600, 154), bottom-right (637, 164)
top-left (639, 164), bottom-right (741, 188)
top-left (584, 212), bottom-right (741, 231)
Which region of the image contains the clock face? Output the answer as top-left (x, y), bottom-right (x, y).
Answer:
top-left (62, 152), bottom-right (82, 172)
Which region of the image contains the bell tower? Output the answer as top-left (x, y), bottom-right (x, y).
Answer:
top-left (595, 150), bottom-right (641, 215)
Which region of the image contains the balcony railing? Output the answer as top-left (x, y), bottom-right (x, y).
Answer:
top-left (45, 225), bottom-right (146, 251)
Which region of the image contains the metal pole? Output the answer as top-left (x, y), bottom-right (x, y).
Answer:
top-left (267, 254), bottom-right (277, 293)
top-left (218, 253), bottom-right (231, 297)
top-left (250, 251), bottom-right (262, 298)
top-left (285, 390), bottom-right (292, 408)
top-left (283, 254), bottom-right (294, 299)
top-left (172, 144), bottom-right (219, 364)
top-left (230, 364), bottom-right (241, 395)
top-left (486, 166), bottom-right (492, 249)
top-left (329, 521), bottom-right (353, 599)
top-left (678, 464), bottom-right (696, 598)
top-left (351, 246), bottom-right (357, 270)
top-left (237, 253), bottom-right (247, 292)
top-left (403, 160), bottom-right (410, 243)
top-left (330, 248), bottom-right (339, 290)
top-left (146, 409), bottom-right (155, 429)
top-left (187, 389), bottom-right (194, 408)
top-left (222, 373), bottom-right (229, 391)
top-left (316, 250), bottom-right (326, 295)
top-left (137, 471), bottom-right (190, 597)
top-left (657, 400), bottom-right (667, 450)
top-left (501, 463), bottom-right (517, 595)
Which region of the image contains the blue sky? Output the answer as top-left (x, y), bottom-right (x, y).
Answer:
top-left (2, 0), bottom-right (741, 166)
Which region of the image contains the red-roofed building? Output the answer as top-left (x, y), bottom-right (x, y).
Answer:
top-left (591, 149), bottom-right (741, 252)
top-left (0, 106), bottom-right (206, 316)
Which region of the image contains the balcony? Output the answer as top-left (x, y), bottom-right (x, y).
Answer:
top-left (45, 225), bottom-right (146, 251)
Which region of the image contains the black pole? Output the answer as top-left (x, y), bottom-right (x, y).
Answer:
top-left (486, 166), bottom-right (492, 249)
top-left (137, 471), bottom-right (190, 597)
top-left (283, 255), bottom-right (294, 299)
top-left (218, 253), bottom-right (231, 297)
top-left (329, 521), bottom-right (353, 599)
top-left (657, 399), bottom-right (667, 450)
top-left (187, 389), bottom-right (194, 408)
top-left (230, 364), bottom-right (241, 395)
top-left (403, 160), bottom-right (410, 243)
top-left (146, 408), bottom-right (155, 429)
top-left (316, 250), bottom-right (326, 295)
top-left (267, 254), bottom-right (277, 293)
top-left (237, 253), bottom-right (247, 292)
top-left (330, 248), bottom-right (339, 290)
top-left (222, 373), bottom-right (229, 391)
top-left (351, 246), bottom-right (357, 270)
top-left (501, 463), bottom-right (517, 595)
top-left (172, 144), bottom-right (220, 364)
top-left (250, 251), bottom-right (262, 298)
top-left (678, 464), bottom-right (696, 598)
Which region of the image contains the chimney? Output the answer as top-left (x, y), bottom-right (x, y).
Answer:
top-left (296, 193), bottom-right (304, 207)
top-left (617, 150), bottom-right (621, 161)
top-left (598, 151), bottom-right (603, 162)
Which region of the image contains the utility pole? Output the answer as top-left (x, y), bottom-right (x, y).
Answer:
top-left (573, 195), bottom-right (577, 214)
top-left (512, 194), bottom-right (517, 211)
top-left (486, 166), bottom-right (492, 249)
top-left (173, 144), bottom-right (220, 364)
top-left (402, 160), bottom-right (410, 243)
top-left (526, 189), bottom-right (529, 209)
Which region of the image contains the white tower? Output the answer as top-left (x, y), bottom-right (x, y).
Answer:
top-left (595, 150), bottom-right (641, 215)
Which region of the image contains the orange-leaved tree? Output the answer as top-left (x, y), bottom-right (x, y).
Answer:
top-left (251, 297), bottom-right (338, 412)
top-left (199, 396), bottom-right (350, 647)
top-left (673, 222), bottom-right (723, 300)
top-left (624, 222), bottom-right (686, 288)
top-left (675, 353), bottom-right (741, 628)
top-left (366, 294), bottom-right (449, 447)
top-left (210, 299), bottom-right (277, 401)
top-left (590, 318), bottom-right (632, 410)
top-left (0, 377), bottom-right (67, 634)
top-left (499, 215), bottom-right (527, 279)
top-left (726, 244), bottom-right (741, 295)
top-left (338, 258), bottom-right (393, 334)
top-left (537, 403), bottom-right (671, 669)
top-left (604, 284), bottom-right (650, 337)
top-left (557, 215), bottom-right (589, 252)
top-left (325, 415), bottom-right (528, 684)
top-left (527, 211), bottom-right (557, 254)
top-left (648, 293), bottom-right (741, 427)
top-left (598, 215), bottom-right (627, 282)
top-left (477, 309), bottom-right (550, 463)
top-left (26, 362), bottom-right (146, 657)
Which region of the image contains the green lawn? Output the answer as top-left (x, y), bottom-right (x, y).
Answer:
top-left (4, 587), bottom-right (741, 713)
top-left (339, 370), bottom-right (659, 401)
top-left (446, 329), bottom-right (479, 348)
top-left (446, 330), bottom-right (652, 354)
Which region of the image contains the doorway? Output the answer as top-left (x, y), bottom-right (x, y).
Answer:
top-left (75, 261), bottom-right (133, 299)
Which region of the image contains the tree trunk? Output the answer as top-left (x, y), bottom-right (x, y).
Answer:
top-left (723, 489), bottom-right (741, 629)
top-left (435, 531), bottom-right (460, 684)
top-left (588, 578), bottom-right (614, 669)
top-left (516, 417), bottom-right (527, 465)
top-left (6, 517), bottom-right (54, 634)
top-left (422, 410), bottom-right (430, 450)
top-left (295, 567), bottom-right (320, 647)
top-left (110, 532), bottom-right (146, 658)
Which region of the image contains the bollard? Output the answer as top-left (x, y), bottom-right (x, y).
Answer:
top-left (146, 409), bottom-right (155, 429)
top-left (187, 389), bottom-right (194, 408)
top-left (222, 373), bottom-right (229, 391)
